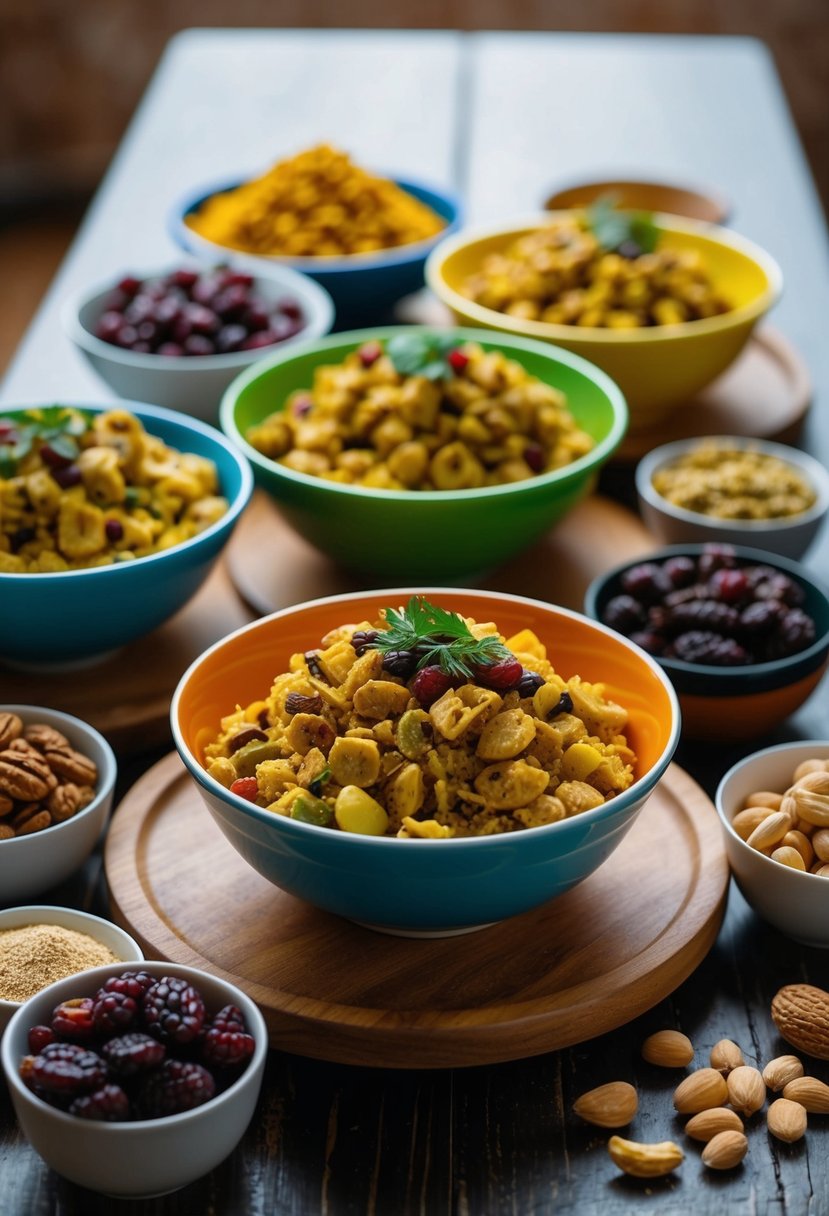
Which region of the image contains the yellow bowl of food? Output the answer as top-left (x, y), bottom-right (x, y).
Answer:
top-left (426, 210), bottom-right (782, 430)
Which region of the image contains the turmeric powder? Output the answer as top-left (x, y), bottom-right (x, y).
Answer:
top-left (186, 144), bottom-right (445, 258)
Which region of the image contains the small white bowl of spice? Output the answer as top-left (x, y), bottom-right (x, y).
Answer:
top-left (0, 705), bottom-right (117, 902)
top-left (636, 436), bottom-right (829, 559)
top-left (716, 741), bottom-right (829, 947)
top-left (0, 905), bottom-right (143, 1032)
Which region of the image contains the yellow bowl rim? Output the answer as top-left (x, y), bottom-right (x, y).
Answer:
top-left (426, 211), bottom-right (783, 345)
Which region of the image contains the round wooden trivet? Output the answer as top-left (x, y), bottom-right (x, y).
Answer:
top-left (1, 562), bottom-right (255, 755)
top-left (616, 326), bottom-right (811, 461)
top-left (226, 491), bottom-right (656, 618)
top-left (105, 752), bottom-right (729, 1069)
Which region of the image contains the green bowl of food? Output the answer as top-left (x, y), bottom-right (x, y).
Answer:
top-left (219, 327), bottom-right (628, 581)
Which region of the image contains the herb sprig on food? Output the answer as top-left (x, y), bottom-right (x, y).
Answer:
top-left (0, 406), bottom-right (91, 478)
top-left (374, 595), bottom-right (513, 678)
top-left (586, 195), bottom-right (659, 258)
top-left (386, 333), bottom-right (463, 381)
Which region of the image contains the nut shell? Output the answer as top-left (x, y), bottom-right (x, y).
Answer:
top-left (572, 1081), bottom-right (638, 1128)
top-left (771, 984), bottom-right (829, 1059)
top-left (673, 1068), bottom-right (728, 1114)
top-left (701, 1130), bottom-right (748, 1170)
top-left (641, 1029), bottom-right (694, 1068)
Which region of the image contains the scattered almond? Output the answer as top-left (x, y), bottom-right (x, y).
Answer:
top-left (607, 1135), bottom-right (683, 1178)
top-left (767, 1097), bottom-right (807, 1142)
top-left (727, 1066), bottom-right (766, 1116)
top-left (701, 1130), bottom-right (748, 1171)
top-left (573, 1081), bottom-right (638, 1128)
top-left (771, 984), bottom-right (829, 1059)
top-left (762, 1055), bottom-right (804, 1092)
top-left (673, 1068), bottom-right (729, 1114)
top-left (782, 1076), bottom-right (829, 1113)
top-left (641, 1029), bottom-right (694, 1068)
top-left (684, 1107), bottom-right (744, 1142)
top-left (710, 1039), bottom-right (744, 1075)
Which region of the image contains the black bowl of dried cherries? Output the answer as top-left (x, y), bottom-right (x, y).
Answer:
top-left (2, 961), bottom-right (267, 1197)
top-left (585, 543), bottom-right (829, 742)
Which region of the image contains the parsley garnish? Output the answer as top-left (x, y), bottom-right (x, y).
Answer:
top-left (386, 333), bottom-right (460, 381)
top-left (586, 195), bottom-right (659, 257)
top-left (374, 595), bottom-right (512, 678)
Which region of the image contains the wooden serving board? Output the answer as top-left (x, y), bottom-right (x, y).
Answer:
top-left (1, 562), bottom-right (255, 755)
top-left (104, 752), bottom-right (729, 1069)
top-left (615, 326), bottom-right (812, 461)
top-left (227, 491), bottom-right (655, 617)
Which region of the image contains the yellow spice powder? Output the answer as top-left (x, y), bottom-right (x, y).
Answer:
top-left (0, 924), bottom-right (118, 1003)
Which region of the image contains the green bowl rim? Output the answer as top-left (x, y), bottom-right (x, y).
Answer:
top-left (219, 325), bottom-right (629, 503)
top-left (425, 211), bottom-right (783, 345)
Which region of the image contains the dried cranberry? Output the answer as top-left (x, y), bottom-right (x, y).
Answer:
top-left (753, 572), bottom-right (805, 608)
top-left (69, 1084), bottom-right (131, 1122)
top-left (697, 543), bottom-right (737, 579)
top-left (212, 285), bottom-right (248, 319)
top-left (105, 518), bottom-right (124, 543)
top-left (92, 988), bottom-right (139, 1035)
top-left (102, 1032), bottom-right (166, 1077)
top-left (351, 629), bottom-right (379, 654)
top-left (39, 442), bottom-right (73, 470)
top-left (157, 342), bottom-right (185, 357)
top-left (202, 1005), bottom-right (255, 1068)
top-left (664, 583), bottom-right (709, 607)
top-left (142, 977), bottom-right (206, 1046)
top-left (291, 394), bottom-right (314, 418)
top-left (740, 600), bottom-right (784, 637)
top-left (516, 670), bottom-right (545, 697)
top-left (766, 608), bottom-right (817, 658)
top-left (221, 271), bottom-right (254, 289)
top-left (230, 777), bottom-right (259, 802)
top-left (136, 1059), bottom-right (216, 1118)
top-left (278, 297), bottom-right (303, 321)
top-left (620, 562), bottom-right (666, 605)
top-left (51, 997), bottom-right (96, 1042)
top-left (448, 348), bottom-right (469, 373)
top-left (241, 330), bottom-right (279, 350)
top-left (602, 594), bottom-right (646, 633)
top-left (30, 1043), bottom-right (108, 1095)
top-left (52, 463), bottom-right (82, 489)
top-left (27, 1026), bottom-right (55, 1054)
top-left (117, 275), bottom-right (142, 296)
top-left (216, 324), bottom-right (249, 353)
top-left (650, 600), bottom-right (739, 637)
top-left (473, 656), bottom-right (524, 690)
top-left (95, 310), bottom-right (123, 342)
top-left (709, 568), bottom-right (750, 604)
top-left (662, 555), bottom-right (697, 589)
top-left (411, 666), bottom-right (454, 707)
top-left (629, 630), bottom-right (667, 656)
top-left (184, 334), bottom-right (216, 356)
top-left (669, 631), bottom-right (751, 666)
top-left (358, 341), bottom-right (383, 367)
top-left (381, 650), bottom-right (418, 679)
top-left (546, 691), bottom-right (574, 718)
top-left (169, 268), bottom-right (199, 289)
top-left (523, 443), bottom-right (545, 473)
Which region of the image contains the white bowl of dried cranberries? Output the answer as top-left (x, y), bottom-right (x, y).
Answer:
top-left (62, 261), bottom-right (334, 423)
top-left (1, 960), bottom-right (267, 1198)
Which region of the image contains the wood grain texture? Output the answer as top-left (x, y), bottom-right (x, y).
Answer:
top-left (226, 491), bottom-right (655, 617)
top-left (0, 561), bottom-right (254, 754)
top-left (104, 752), bottom-right (728, 1069)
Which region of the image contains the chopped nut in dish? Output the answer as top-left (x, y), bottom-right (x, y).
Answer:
top-left (185, 144), bottom-right (445, 258)
top-left (245, 335), bottom-right (594, 489)
top-left (0, 713), bottom-right (98, 841)
top-left (651, 442), bottom-right (816, 521)
top-left (460, 203), bottom-right (730, 329)
top-left (0, 407), bottom-right (228, 571)
top-left (735, 758), bottom-right (829, 876)
top-left (203, 596), bottom-right (637, 838)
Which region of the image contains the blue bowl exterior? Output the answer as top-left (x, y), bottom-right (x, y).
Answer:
top-left (178, 723), bottom-right (673, 932)
top-left (171, 176), bottom-right (462, 322)
top-left (584, 543), bottom-right (829, 696)
top-left (0, 402), bottom-right (253, 664)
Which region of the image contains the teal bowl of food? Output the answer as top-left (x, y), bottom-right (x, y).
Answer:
top-left (0, 402), bottom-right (253, 666)
top-left (171, 587), bottom-right (679, 936)
top-left (219, 327), bottom-right (628, 581)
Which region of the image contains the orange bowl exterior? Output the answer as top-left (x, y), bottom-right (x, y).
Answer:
top-left (678, 664), bottom-right (828, 743)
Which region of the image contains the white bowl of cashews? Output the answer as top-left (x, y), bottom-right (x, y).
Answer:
top-left (716, 741), bottom-right (829, 947)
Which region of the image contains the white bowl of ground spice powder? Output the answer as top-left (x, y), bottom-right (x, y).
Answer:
top-left (0, 906), bottom-right (142, 1032)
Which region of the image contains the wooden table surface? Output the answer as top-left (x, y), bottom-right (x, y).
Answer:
top-left (3, 29), bottom-right (829, 1215)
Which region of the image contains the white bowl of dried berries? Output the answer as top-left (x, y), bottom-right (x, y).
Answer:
top-left (1, 960), bottom-right (268, 1197)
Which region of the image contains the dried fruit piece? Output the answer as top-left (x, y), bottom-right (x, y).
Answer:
top-left (673, 1068), bottom-right (728, 1113)
top-left (91, 988), bottom-right (140, 1035)
top-left (710, 1039), bottom-right (744, 1075)
top-left (762, 1055), bottom-right (804, 1092)
top-left (701, 1130), bottom-right (748, 1170)
top-left (69, 1084), bottom-right (131, 1122)
top-left (641, 1029), bottom-right (694, 1068)
top-left (771, 984), bottom-right (829, 1059)
top-left (136, 1059), bottom-right (216, 1118)
top-left (29, 1043), bottom-right (107, 1096)
top-left (767, 1097), bottom-right (807, 1142)
top-left (142, 976), bottom-right (206, 1046)
top-left (51, 998), bottom-right (95, 1042)
top-left (684, 1108), bottom-right (744, 1142)
top-left (607, 1135), bottom-right (683, 1178)
top-left (782, 1076), bottom-right (829, 1112)
top-left (202, 1004), bottom-right (256, 1069)
top-left (726, 1066), bottom-right (765, 1116)
top-left (572, 1081), bottom-right (638, 1128)
top-left (102, 1032), bottom-right (166, 1077)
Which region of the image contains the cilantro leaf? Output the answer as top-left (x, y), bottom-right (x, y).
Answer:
top-left (586, 195), bottom-right (659, 256)
top-left (373, 596), bottom-right (512, 678)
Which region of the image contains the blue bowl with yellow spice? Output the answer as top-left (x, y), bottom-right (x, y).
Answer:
top-left (0, 401), bottom-right (252, 667)
top-left (170, 174), bottom-right (461, 324)
top-left (171, 587), bottom-right (679, 936)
